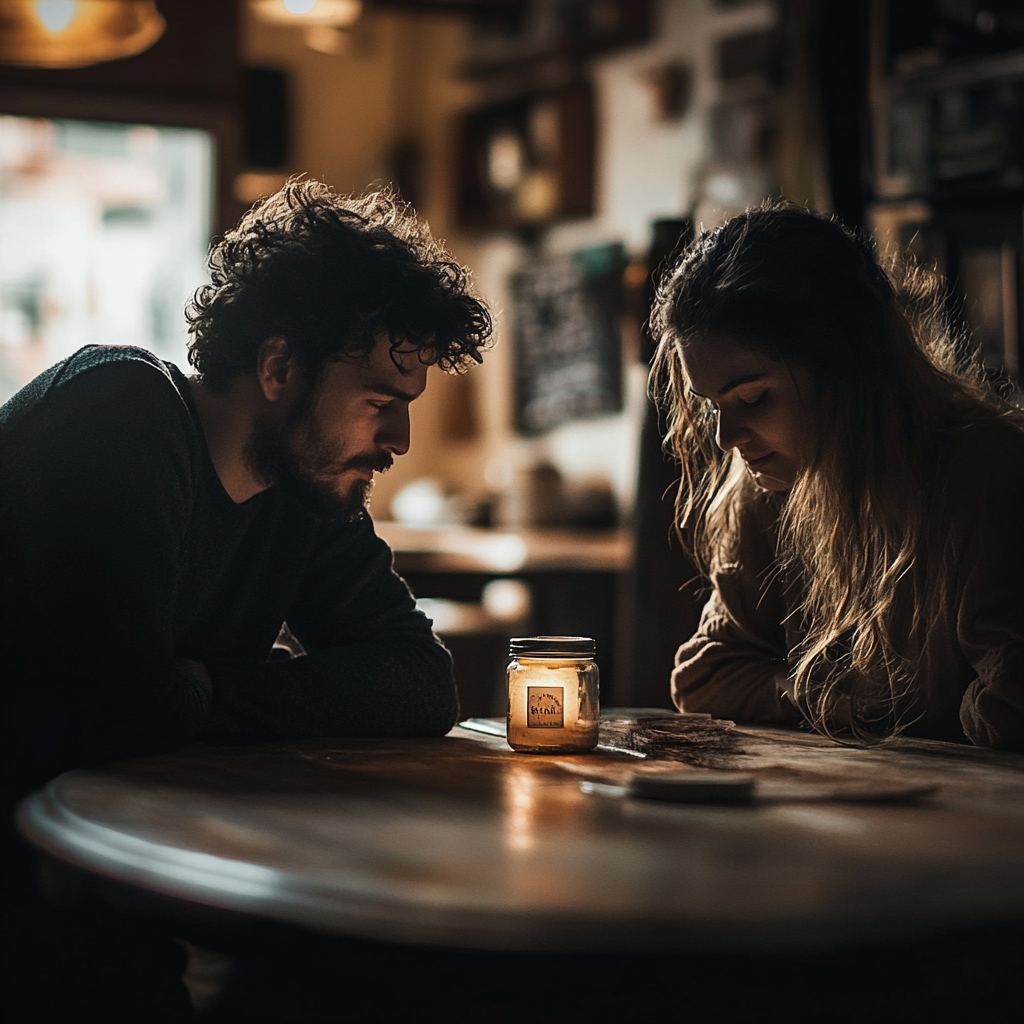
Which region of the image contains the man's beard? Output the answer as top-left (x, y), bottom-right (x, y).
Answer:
top-left (245, 390), bottom-right (393, 521)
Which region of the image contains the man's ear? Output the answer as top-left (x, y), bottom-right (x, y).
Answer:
top-left (256, 336), bottom-right (299, 402)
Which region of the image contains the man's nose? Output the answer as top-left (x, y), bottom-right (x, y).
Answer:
top-left (378, 405), bottom-right (411, 456)
top-left (715, 408), bottom-right (752, 452)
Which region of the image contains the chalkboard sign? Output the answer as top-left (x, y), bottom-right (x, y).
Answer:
top-left (510, 243), bottom-right (624, 435)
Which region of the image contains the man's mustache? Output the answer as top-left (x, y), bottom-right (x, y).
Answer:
top-left (342, 452), bottom-right (394, 474)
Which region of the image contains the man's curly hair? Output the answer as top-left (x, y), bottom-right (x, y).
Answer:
top-left (186, 178), bottom-right (492, 391)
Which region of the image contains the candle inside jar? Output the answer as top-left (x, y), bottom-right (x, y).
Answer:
top-left (506, 637), bottom-right (599, 752)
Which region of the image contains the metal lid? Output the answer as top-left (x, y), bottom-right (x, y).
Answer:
top-left (509, 636), bottom-right (596, 658)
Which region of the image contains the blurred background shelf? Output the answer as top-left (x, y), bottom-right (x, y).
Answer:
top-left (376, 521), bottom-right (632, 574)
top-left (376, 522), bottom-right (633, 719)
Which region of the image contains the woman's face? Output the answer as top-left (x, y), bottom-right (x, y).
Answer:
top-left (681, 333), bottom-right (815, 491)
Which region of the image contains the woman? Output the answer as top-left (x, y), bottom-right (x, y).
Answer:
top-left (650, 200), bottom-right (1024, 748)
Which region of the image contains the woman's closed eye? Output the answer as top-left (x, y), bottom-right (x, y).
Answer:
top-left (739, 391), bottom-right (768, 408)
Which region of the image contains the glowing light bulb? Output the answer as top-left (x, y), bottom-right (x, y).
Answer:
top-left (252, 0), bottom-right (361, 29)
top-left (36, 0), bottom-right (76, 33)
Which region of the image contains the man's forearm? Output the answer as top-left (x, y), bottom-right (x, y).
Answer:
top-left (201, 634), bottom-right (458, 740)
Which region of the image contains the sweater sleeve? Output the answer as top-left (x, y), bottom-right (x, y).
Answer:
top-left (671, 493), bottom-right (800, 724)
top-left (203, 514), bottom-right (458, 740)
top-left (955, 426), bottom-right (1024, 749)
top-left (3, 358), bottom-right (211, 767)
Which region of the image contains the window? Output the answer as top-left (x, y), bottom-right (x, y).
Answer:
top-left (0, 115), bottom-right (213, 403)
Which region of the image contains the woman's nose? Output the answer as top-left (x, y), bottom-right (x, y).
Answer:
top-left (715, 408), bottom-right (753, 452)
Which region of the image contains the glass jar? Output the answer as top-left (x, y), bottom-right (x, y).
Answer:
top-left (506, 636), bottom-right (600, 753)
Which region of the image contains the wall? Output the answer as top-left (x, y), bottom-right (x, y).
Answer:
top-left (241, 0), bottom-right (786, 524)
top-left (446, 0), bottom-right (783, 524)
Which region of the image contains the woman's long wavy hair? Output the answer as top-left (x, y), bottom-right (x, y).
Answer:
top-left (650, 200), bottom-right (1023, 742)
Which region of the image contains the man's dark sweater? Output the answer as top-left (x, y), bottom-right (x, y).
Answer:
top-left (0, 345), bottom-right (457, 809)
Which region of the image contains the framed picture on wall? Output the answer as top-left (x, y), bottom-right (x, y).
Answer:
top-left (456, 82), bottom-right (595, 232)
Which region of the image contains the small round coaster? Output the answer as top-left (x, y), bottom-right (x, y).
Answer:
top-left (628, 772), bottom-right (756, 804)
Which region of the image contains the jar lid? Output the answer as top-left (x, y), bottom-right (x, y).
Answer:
top-left (510, 636), bottom-right (596, 657)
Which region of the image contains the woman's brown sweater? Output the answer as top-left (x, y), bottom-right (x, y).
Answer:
top-left (672, 418), bottom-right (1024, 749)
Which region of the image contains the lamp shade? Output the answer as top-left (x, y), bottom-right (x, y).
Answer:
top-left (249, 0), bottom-right (361, 29)
top-left (0, 0), bottom-right (166, 69)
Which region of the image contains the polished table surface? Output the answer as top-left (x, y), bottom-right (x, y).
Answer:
top-left (16, 717), bottom-right (1024, 953)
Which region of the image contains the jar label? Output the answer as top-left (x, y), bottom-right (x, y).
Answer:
top-left (527, 687), bottom-right (564, 728)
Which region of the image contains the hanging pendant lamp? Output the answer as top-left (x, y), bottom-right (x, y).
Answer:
top-left (0, 0), bottom-right (166, 69)
top-left (249, 1), bottom-right (362, 29)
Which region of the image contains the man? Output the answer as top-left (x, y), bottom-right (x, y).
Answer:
top-left (0, 178), bottom-right (491, 1017)
top-left (0, 176), bottom-right (491, 837)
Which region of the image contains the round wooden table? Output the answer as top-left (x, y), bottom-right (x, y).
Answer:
top-left (16, 719), bottom-right (1024, 952)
